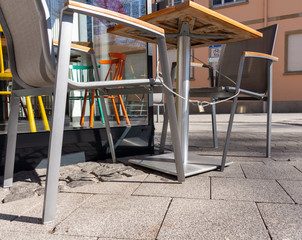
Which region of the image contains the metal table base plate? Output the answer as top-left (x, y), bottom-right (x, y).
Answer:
top-left (129, 152), bottom-right (232, 177)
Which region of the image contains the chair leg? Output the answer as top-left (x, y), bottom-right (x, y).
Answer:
top-left (118, 95), bottom-right (130, 126)
top-left (80, 89), bottom-right (88, 126)
top-left (211, 98), bottom-right (218, 148)
top-left (159, 109), bottom-right (169, 154)
top-left (37, 96), bottom-right (50, 131)
top-left (26, 96), bottom-right (37, 133)
top-left (111, 97), bottom-right (120, 124)
top-left (266, 62), bottom-right (273, 158)
top-left (42, 11), bottom-right (73, 224)
top-left (42, 88), bottom-right (68, 224)
top-left (95, 90), bottom-right (105, 123)
top-left (220, 97), bottom-right (238, 171)
top-left (99, 95), bottom-right (116, 163)
top-left (3, 94), bottom-right (19, 188)
top-left (89, 89), bottom-right (95, 128)
top-left (266, 99), bottom-right (272, 158)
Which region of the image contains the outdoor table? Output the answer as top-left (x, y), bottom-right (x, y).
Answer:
top-left (109, 0), bottom-right (262, 177)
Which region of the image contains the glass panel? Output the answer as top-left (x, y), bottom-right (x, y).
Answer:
top-left (213, 0), bottom-right (222, 5)
top-left (70, 0), bottom-right (149, 128)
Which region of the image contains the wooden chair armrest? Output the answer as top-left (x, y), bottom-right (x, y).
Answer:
top-left (243, 51), bottom-right (279, 62)
top-left (53, 40), bottom-right (94, 53)
top-left (64, 0), bottom-right (165, 39)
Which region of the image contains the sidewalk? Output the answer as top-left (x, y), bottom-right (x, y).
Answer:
top-left (1, 113), bottom-right (302, 239)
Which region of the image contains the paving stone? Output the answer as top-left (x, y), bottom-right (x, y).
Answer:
top-left (66, 171), bottom-right (96, 182)
top-left (212, 177), bottom-right (293, 203)
top-left (2, 193), bottom-right (92, 234)
top-left (292, 162), bottom-right (302, 172)
top-left (63, 174), bottom-right (147, 195)
top-left (0, 196), bottom-right (41, 231)
top-left (3, 181), bottom-right (40, 203)
top-left (54, 195), bottom-right (171, 239)
top-left (133, 174), bottom-right (210, 199)
top-left (77, 161), bottom-right (101, 173)
top-left (0, 232), bottom-right (96, 240)
top-left (157, 198), bottom-right (270, 240)
top-left (202, 162), bottom-right (245, 178)
top-left (241, 162), bottom-right (302, 180)
top-left (278, 180), bottom-right (302, 204)
top-left (258, 203), bottom-right (302, 240)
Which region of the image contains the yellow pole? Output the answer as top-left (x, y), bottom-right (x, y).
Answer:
top-left (25, 96), bottom-right (37, 133)
top-left (37, 96), bottom-right (50, 131)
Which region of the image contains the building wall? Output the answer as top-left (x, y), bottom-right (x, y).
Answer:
top-left (190, 0), bottom-right (302, 113)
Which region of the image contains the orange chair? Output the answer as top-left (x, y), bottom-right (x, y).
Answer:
top-left (80, 53), bottom-right (130, 127)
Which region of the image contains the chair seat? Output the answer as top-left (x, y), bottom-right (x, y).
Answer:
top-left (189, 87), bottom-right (234, 98)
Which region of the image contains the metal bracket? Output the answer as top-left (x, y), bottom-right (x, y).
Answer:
top-left (179, 21), bottom-right (190, 36)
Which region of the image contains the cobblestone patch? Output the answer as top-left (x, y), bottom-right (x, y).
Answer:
top-left (0, 161), bottom-right (145, 204)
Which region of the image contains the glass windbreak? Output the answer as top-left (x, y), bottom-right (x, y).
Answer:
top-left (69, 0), bottom-right (149, 129)
top-left (0, 0), bottom-right (150, 134)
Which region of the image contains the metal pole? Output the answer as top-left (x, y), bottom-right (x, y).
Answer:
top-left (176, 22), bottom-right (191, 164)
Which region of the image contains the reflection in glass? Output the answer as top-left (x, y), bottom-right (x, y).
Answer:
top-left (49, 0), bottom-right (149, 129)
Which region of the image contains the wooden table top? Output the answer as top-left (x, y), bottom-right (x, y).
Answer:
top-left (108, 0), bottom-right (262, 48)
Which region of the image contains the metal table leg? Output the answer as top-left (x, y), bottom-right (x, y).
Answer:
top-left (129, 22), bottom-right (232, 178)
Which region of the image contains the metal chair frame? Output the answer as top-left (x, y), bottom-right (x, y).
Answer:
top-left (1, 0), bottom-right (184, 224)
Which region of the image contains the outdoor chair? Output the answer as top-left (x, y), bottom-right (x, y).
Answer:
top-left (69, 64), bottom-right (105, 126)
top-left (1, 0), bottom-right (184, 224)
top-left (80, 53), bottom-right (130, 127)
top-left (0, 25), bottom-right (49, 132)
top-left (190, 24), bottom-right (279, 170)
top-left (159, 25), bottom-right (278, 170)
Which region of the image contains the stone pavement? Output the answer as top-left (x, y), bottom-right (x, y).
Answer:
top-left (0, 113), bottom-right (302, 239)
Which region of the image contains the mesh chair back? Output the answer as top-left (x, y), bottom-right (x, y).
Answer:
top-left (0, 0), bottom-right (55, 87)
top-left (217, 24), bottom-right (278, 94)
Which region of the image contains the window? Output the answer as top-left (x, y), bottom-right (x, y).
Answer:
top-left (211, 0), bottom-right (247, 8)
top-left (285, 30), bottom-right (302, 74)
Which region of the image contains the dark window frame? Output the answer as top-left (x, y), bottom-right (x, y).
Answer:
top-left (210, 0), bottom-right (248, 9)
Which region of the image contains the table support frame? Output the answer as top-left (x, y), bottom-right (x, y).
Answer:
top-left (129, 22), bottom-right (232, 179)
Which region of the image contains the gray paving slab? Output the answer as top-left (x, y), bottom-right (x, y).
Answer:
top-left (54, 195), bottom-right (171, 239)
top-left (201, 162), bottom-right (245, 178)
top-left (291, 161), bottom-right (302, 172)
top-left (0, 232), bottom-right (96, 240)
top-left (278, 180), bottom-right (302, 204)
top-left (1, 193), bottom-right (92, 234)
top-left (226, 155), bottom-right (268, 163)
top-left (62, 174), bottom-right (147, 195)
top-left (0, 196), bottom-right (41, 230)
top-left (133, 174), bottom-right (210, 199)
top-left (157, 198), bottom-right (270, 240)
top-left (241, 162), bottom-right (302, 180)
top-left (212, 177), bottom-right (294, 203)
top-left (258, 203), bottom-right (302, 240)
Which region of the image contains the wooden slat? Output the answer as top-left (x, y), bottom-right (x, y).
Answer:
top-left (67, 0), bottom-right (164, 35)
top-left (243, 51), bottom-right (279, 61)
top-left (108, 0), bottom-right (262, 47)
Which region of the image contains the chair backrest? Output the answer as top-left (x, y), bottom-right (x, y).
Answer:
top-left (0, 0), bottom-right (55, 88)
top-left (99, 53), bottom-right (126, 81)
top-left (217, 24), bottom-right (278, 94)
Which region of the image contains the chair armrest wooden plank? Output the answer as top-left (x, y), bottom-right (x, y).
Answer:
top-left (243, 51), bottom-right (279, 62)
top-left (53, 40), bottom-right (94, 53)
top-left (64, 0), bottom-right (165, 40)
